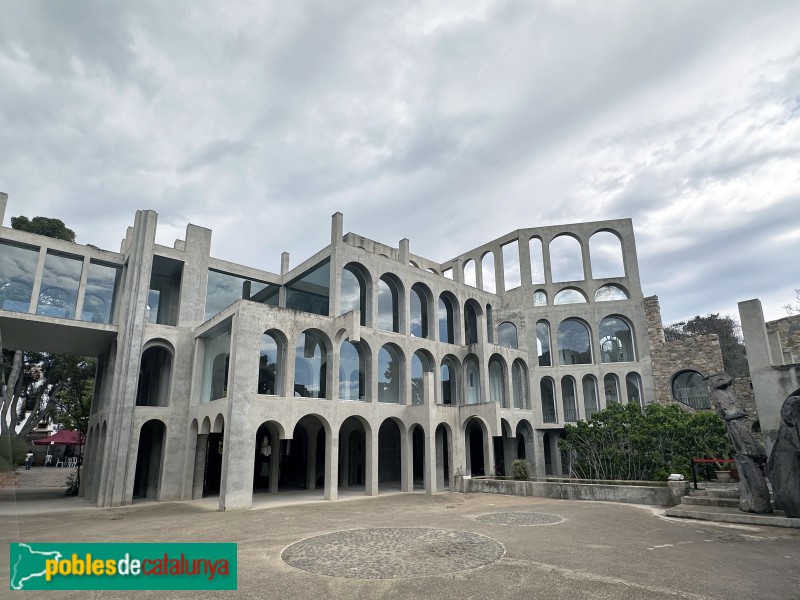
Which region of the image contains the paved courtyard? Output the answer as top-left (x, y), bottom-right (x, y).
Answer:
top-left (1, 471), bottom-right (799, 599)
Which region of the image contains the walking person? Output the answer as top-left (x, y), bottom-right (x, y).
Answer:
top-left (24, 451), bottom-right (33, 471)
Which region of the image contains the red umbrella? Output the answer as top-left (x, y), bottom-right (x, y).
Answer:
top-left (32, 429), bottom-right (85, 445)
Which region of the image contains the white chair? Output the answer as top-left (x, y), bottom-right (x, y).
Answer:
top-left (44, 455), bottom-right (52, 467)
top-left (55, 457), bottom-right (64, 467)
top-left (68, 457), bottom-right (78, 468)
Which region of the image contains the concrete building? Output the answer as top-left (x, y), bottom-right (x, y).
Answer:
top-left (739, 299), bottom-right (800, 455)
top-left (1, 192), bottom-right (706, 510)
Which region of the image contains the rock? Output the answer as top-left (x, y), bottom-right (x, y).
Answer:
top-left (735, 454), bottom-right (772, 513)
top-left (767, 395), bottom-right (800, 518)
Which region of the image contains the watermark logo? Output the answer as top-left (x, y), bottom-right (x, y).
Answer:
top-left (9, 543), bottom-right (237, 590)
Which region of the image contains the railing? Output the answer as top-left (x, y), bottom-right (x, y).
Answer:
top-left (563, 408), bottom-right (579, 422)
top-left (675, 395), bottom-right (711, 410)
top-left (542, 409), bottom-right (558, 424)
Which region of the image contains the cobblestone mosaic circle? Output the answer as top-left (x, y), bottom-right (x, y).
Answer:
top-left (281, 527), bottom-right (505, 579)
top-left (475, 512), bottom-right (564, 526)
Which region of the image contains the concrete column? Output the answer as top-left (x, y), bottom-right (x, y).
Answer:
top-left (483, 428), bottom-right (495, 476)
top-left (494, 248), bottom-right (505, 294)
top-left (324, 428), bottom-right (339, 500)
top-left (518, 235), bottom-right (533, 288)
top-left (541, 235), bottom-right (553, 285)
top-left (269, 435), bottom-right (280, 493)
top-left (366, 426), bottom-right (378, 496)
top-left (331, 212), bottom-right (343, 244)
top-left (581, 237), bottom-right (592, 281)
top-left (474, 257), bottom-right (483, 290)
top-left (306, 425), bottom-right (318, 490)
top-left (435, 427), bottom-right (446, 489)
top-left (452, 258), bottom-right (463, 284)
top-left (550, 432), bottom-right (562, 476)
top-left (74, 255), bottom-right (90, 320)
top-left (503, 435), bottom-right (515, 475)
top-left (399, 238), bottom-right (409, 265)
top-left (339, 430), bottom-right (349, 487)
top-left (424, 430), bottom-right (437, 495)
top-left (401, 427), bottom-right (412, 492)
top-left (533, 430), bottom-right (546, 477)
top-left (370, 345), bottom-right (379, 404)
top-left (28, 247), bottom-right (47, 313)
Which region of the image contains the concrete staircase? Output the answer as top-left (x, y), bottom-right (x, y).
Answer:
top-left (665, 484), bottom-right (800, 528)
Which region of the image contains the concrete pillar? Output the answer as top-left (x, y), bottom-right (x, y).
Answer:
top-left (452, 258), bottom-right (463, 284)
top-left (28, 247), bottom-right (47, 313)
top-left (483, 427), bottom-right (495, 476)
top-left (366, 426), bottom-right (378, 496)
top-left (74, 255), bottom-right (90, 320)
top-left (435, 426), bottom-right (446, 489)
top-left (550, 432), bottom-right (562, 476)
top-left (581, 237), bottom-right (592, 281)
top-left (269, 434), bottom-right (280, 493)
top-left (339, 428), bottom-right (349, 488)
top-left (0, 191), bottom-right (7, 224)
top-left (494, 248), bottom-right (505, 294)
top-left (475, 256), bottom-right (483, 290)
top-left (399, 238), bottom-right (409, 265)
top-left (533, 430), bottom-right (546, 478)
top-left (331, 212), bottom-right (343, 244)
top-left (503, 435), bottom-right (515, 475)
top-left (424, 429), bottom-right (437, 495)
top-left (306, 425), bottom-right (318, 490)
top-left (401, 427), bottom-right (412, 492)
top-left (541, 235), bottom-right (553, 285)
top-left (518, 235), bottom-right (533, 287)
top-left (281, 252), bottom-right (290, 275)
top-left (324, 428), bottom-right (338, 500)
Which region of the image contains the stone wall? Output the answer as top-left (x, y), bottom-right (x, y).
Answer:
top-left (644, 296), bottom-right (725, 405)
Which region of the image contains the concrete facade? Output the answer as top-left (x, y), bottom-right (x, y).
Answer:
top-left (0, 192), bottom-right (715, 509)
top-left (738, 299), bottom-right (800, 455)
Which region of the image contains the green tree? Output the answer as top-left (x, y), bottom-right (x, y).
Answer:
top-left (9, 216), bottom-right (75, 242)
top-left (559, 403), bottom-right (731, 481)
top-left (664, 314), bottom-right (749, 377)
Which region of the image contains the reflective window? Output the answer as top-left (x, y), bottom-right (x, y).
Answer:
top-left (497, 322), bottom-right (518, 349)
top-left (561, 377), bottom-right (578, 422)
top-left (583, 375), bottom-right (599, 419)
top-left (377, 276), bottom-right (401, 332)
top-left (486, 304), bottom-right (493, 343)
top-left (529, 238), bottom-right (545, 284)
top-left (672, 370), bottom-right (709, 409)
top-left (557, 319), bottom-right (592, 365)
top-left (201, 322), bottom-right (232, 402)
top-left (81, 262), bottom-right (120, 323)
top-left (258, 332), bottom-right (282, 395)
top-left (36, 252), bottom-right (83, 319)
top-left (502, 241), bottom-right (521, 290)
top-left (0, 241), bottom-right (39, 313)
top-left (339, 340), bottom-right (366, 400)
top-left (536, 321), bottom-right (552, 367)
top-left (410, 284), bottom-right (430, 338)
top-left (512, 360), bottom-right (527, 409)
top-left (626, 372), bottom-right (643, 406)
top-left (595, 284), bottom-right (629, 302)
top-left (489, 356), bottom-right (506, 407)
top-left (206, 270), bottom-right (274, 320)
top-left (481, 252), bottom-right (496, 293)
top-left (340, 266), bottom-right (367, 326)
top-left (286, 261), bottom-right (330, 316)
top-left (463, 259), bottom-right (477, 288)
top-left (541, 378), bottom-right (557, 423)
top-left (411, 351), bottom-right (432, 405)
top-left (294, 330), bottom-right (327, 398)
top-left (378, 344), bottom-right (402, 403)
top-left (464, 301), bottom-right (479, 345)
top-left (532, 290), bottom-right (547, 306)
top-left (465, 357), bottom-right (481, 404)
top-left (554, 288), bottom-right (587, 305)
top-left (438, 294), bottom-right (456, 343)
top-left (440, 357), bottom-right (458, 405)
top-left (550, 235), bottom-right (584, 282)
top-left (599, 316), bottom-right (635, 363)
top-left (589, 231), bottom-right (625, 278)
top-left (604, 373), bottom-right (620, 405)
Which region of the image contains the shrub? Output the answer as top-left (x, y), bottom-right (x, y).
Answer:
top-left (512, 459), bottom-right (531, 480)
top-left (0, 434), bottom-right (30, 472)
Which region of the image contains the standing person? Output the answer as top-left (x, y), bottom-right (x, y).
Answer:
top-left (24, 451), bottom-right (33, 471)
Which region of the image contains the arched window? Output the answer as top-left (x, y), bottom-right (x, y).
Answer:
top-left (481, 252), bottom-right (496, 293)
top-left (410, 283), bottom-right (431, 338)
top-left (489, 356), bottom-right (506, 407)
top-left (512, 360), bottom-right (528, 409)
top-left (599, 316), bottom-right (635, 363)
top-left (465, 356), bottom-right (481, 405)
top-left (672, 370), bottom-right (709, 409)
top-left (502, 240), bottom-right (521, 290)
top-left (561, 377), bottom-right (578, 422)
top-left (438, 294), bottom-right (456, 344)
top-left (536, 320), bottom-right (552, 367)
top-left (377, 275), bottom-right (401, 333)
top-left (497, 322), bottom-right (518, 349)
top-left (554, 288), bottom-right (587, 305)
top-left (557, 319), bottom-right (592, 365)
top-left (464, 300), bottom-right (480, 345)
top-left (540, 378), bottom-right (557, 423)
top-left (486, 304), bottom-right (493, 343)
top-left (604, 373), bottom-right (620, 405)
top-left (440, 356), bottom-right (458, 405)
top-left (589, 231), bottom-right (625, 278)
top-left (341, 265), bottom-right (368, 325)
top-left (339, 340), bottom-right (366, 401)
top-left (529, 237), bottom-right (545, 284)
top-left (582, 375), bottom-right (598, 419)
top-left (595, 284), bottom-right (629, 302)
top-left (136, 345), bottom-right (173, 407)
top-left (378, 344), bottom-right (402, 403)
top-left (211, 353), bottom-right (229, 400)
top-left (626, 372), bottom-right (643, 406)
top-left (549, 234), bottom-right (584, 282)
top-left (294, 330), bottom-right (327, 398)
top-left (532, 290), bottom-right (547, 306)
top-left (258, 331), bottom-right (283, 395)
top-left (411, 351), bottom-right (432, 405)
top-left (463, 259), bottom-right (477, 288)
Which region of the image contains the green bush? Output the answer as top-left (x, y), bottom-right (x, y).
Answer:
top-left (0, 434), bottom-right (30, 472)
top-left (559, 403), bottom-right (732, 481)
top-left (512, 459), bottom-right (531, 480)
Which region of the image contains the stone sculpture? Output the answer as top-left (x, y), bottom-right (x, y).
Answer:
top-left (767, 393), bottom-right (800, 518)
top-left (708, 374), bottom-right (772, 513)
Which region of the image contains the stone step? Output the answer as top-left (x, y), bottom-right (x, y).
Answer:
top-left (681, 496), bottom-right (740, 507)
top-left (689, 488), bottom-right (739, 499)
top-left (665, 505), bottom-right (800, 529)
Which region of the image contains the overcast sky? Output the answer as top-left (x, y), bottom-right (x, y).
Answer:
top-left (1, 1), bottom-right (799, 325)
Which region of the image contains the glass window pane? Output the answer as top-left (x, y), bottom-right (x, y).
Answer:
top-left (37, 253), bottom-right (83, 319)
top-left (537, 321), bottom-right (552, 367)
top-left (604, 374), bottom-right (619, 405)
top-left (626, 373), bottom-right (642, 406)
top-left (533, 290), bottom-right (547, 306)
top-left (0, 241), bottom-right (39, 312)
top-left (258, 333), bottom-right (280, 395)
top-left (201, 323), bottom-right (232, 402)
top-left (540, 378), bottom-right (557, 423)
top-left (599, 317), bottom-right (635, 363)
top-left (82, 262), bottom-right (120, 323)
top-left (557, 319), bottom-right (592, 365)
top-left (294, 331), bottom-right (327, 398)
top-left (595, 284), bottom-right (628, 302)
top-left (554, 288), bottom-right (587, 305)
top-left (286, 261), bottom-right (330, 316)
top-left (339, 340), bottom-right (364, 401)
top-left (498, 322), bottom-right (518, 349)
top-left (378, 345), bottom-right (401, 403)
top-left (206, 270), bottom-right (273, 320)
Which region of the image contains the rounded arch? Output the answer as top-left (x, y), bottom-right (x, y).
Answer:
top-left (410, 282), bottom-right (433, 339)
top-left (342, 262), bottom-right (372, 326)
top-left (378, 343), bottom-right (404, 403)
top-left (377, 273), bottom-right (404, 333)
top-left (671, 369), bottom-right (709, 409)
top-left (599, 315), bottom-right (636, 363)
top-left (463, 259), bottom-right (477, 288)
top-left (133, 418), bottom-right (167, 500)
top-left (339, 416), bottom-right (371, 490)
top-left (200, 416), bottom-right (211, 435)
top-left (595, 283), bottom-right (630, 302)
top-left (212, 413), bottom-right (225, 433)
top-left (589, 229), bottom-right (625, 279)
top-left (339, 338), bottom-right (369, 401)
top-left (136, 343), bottom-right (173, 407)
top-left (488, 354), bottom-right (507, 408)
top-left (497, 321), bottom-right (518, 349)
top-left (141, 337), bottom-right (176, 356)
top-left (440, 354), bottom-right (461, 406)
top-left (463, 416), bottom-right (490, 477)
top-left (411, 348), bottom-right (434, 405)
top-left (536, 320), bottom-right (552, 367)
top-left (515, 419), bottom-right (534, 461)
top-left (557, 318), bottom-right (593, 365)
top-left (604, 373), bottom-right (621, 405)
top-left (549, 233), bottom-right (584, 282)
top-left (463, 354), bottom-right (481, 405)
top-left (437, 291), bottom-right (459, 344)
top-left (540, 376), bottom-right (557, 423)
top-left (532, 289), bottom-right (547, 306)
top-left (582, 374), bottom-right (599, 418)
top-left (253, 420), bottom-right (283, 493)
top-left (294, 328), bottom-right (331, 399)
top-left (512, 359), bottom-right (529, 409)
top-left (480, 251), bottom-right (496, 293)
top-left (378, 417), bottom-right (405, 490)
top-left (626, 372), bottom-right (643, 406)
top-left (554, 287), bottom-right (588, 305)
top-left (464, 299), bottom-right (482, 345)
top-left (259, 329), bottom-right (287, 395)
top-left (561, 376), bottom-right (578, 422)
